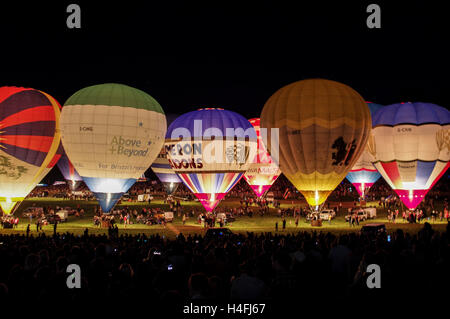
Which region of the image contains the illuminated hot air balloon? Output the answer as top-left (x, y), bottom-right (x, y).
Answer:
top-left (151, 146), bottom-right (181, 195)
top-left (150, 114), bottom-right (181, 195)
top-left (57, 148), bottom-right (83, 191)
top-left (243, 118), bottom-right (281, 197)
top-left (370, 102), bottom-right (450, 210)
top-left (165, 108), bottom-right (257, 212)
top-left (60, 83), bottom-right (166, 212)
top-left (346, 102), bottom-right (384, 197)
top-left (0, 87), bottom-right (61, 214)
top-left (260, 79), bottom-right (372, 209)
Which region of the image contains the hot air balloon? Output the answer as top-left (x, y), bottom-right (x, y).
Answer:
top-left (60, 83), bottom-right (166, 212)
top-left (165, 108), bottom-right (257, 212)
top-left (0, 87), bottom-right (61, 214)
top-left (370, 102), bottom-right (450, 210)
top-left (151, 146), bottom-right (182, 195)
top-left (243, 118), bottom-right (281, 197)
top-left (346, 102), bottom-right (384, 198)
top-left (150, 114), bottom-right (181, 195)
top-left (260, 79), bottom-right (372, 209)
top-left (57, 148), bottom-right (83, 191)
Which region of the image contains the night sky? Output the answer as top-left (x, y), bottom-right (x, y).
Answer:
top-left (1, 1), bottom-right (448, 183)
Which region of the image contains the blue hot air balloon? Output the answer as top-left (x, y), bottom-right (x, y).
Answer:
top-left (150, 146), bottom-right (182, 195)
top-left (57, 148), bottom-right (83, 191)
top-left (165, 108), bottom-right (257, 212)
top-left (150, 114), bottom-right (181, 195)
top-left (346, 102), bottom-right (384, 197)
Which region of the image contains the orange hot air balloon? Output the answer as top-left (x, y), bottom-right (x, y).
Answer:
top-left (260, 79), bottom-right (372, 208)
top-left (243, 118), bottom-right (281, 197)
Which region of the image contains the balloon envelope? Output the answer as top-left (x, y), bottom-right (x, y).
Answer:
top-left (165, 108), bottom-right (257, 211)
top-left (243, 118), bottom-right (281, 197)
top-left (60, 83), bottom-right (166, 212)
top-left (260, 79), bottom-right (372, 207)
top-left (346, 102), bottom-right (384, 197)
top-left (370, 102), bottom-right (450, 209)
top-left (0, 87), bottom-right (61, 214)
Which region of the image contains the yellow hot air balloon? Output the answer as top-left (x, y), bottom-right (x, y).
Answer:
top-left (260, 79), bottom-right (372, 208)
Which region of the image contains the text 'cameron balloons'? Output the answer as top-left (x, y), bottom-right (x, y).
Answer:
top-left (165, 108), bottom-right (257, 212)
top-left (261, 79), bottom-right (372, 207)
top-left (370, 102), bottom-right (450, 210)
top-left (151, 146), bottom-right (181, 195)
top-left (60, 83), bottom-right (167, 212)
top-left (243, 118), bottom-right (281, 197)
top-left (0, 87), bottom-right (61, 214)
top-left (57, 148), bottom-right (83, 191)
top-left (346, 102), bottom-right (384, 197)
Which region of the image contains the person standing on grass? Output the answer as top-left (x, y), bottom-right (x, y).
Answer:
top-left (182, 213), bottom-right (186, 225)
top-left (275, 221), bottom-right (278, 232)
top-left (282, 218), bottom-right (286, 231)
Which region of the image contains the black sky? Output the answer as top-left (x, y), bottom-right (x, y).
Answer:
top-left (0, 0), bottom-right (449, 182)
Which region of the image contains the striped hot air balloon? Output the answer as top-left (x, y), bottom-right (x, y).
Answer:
top-left (370, 102), bottom-right (450, 210)
top-left (0, 87), bottom-right (62, 214)
top-left (243, 118), bottom-right (281, 197)
top-left (150, 114), bottom-right (181, 195)
top-left (151, 146), bottom-right (181, 195)
top-left (57, 148), bottom-right (83, 191)
top-left (346, 102), bottom-right (384, 197)
top-left (165, 108), bottom-right (257, 212)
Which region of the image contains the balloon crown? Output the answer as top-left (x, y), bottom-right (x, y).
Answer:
top-left (196, 108), bottom-right (224, 111)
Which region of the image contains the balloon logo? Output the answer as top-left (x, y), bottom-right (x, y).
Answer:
top-left (0, 87), bottom-right (62, 214)
top-left (243, 118), bottom-right (281, 197)
top-left (260, 79), bottom-right (372, 207)
top-left (346, 102), bottom-right (384, 197)
top-left (165, 108), bottom-right (257, 212)
top-left (60, 83), bottom-right (167, 212)
top-left (371, 102), bottom-right (450, 210)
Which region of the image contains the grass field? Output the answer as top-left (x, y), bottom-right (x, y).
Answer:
top-left (1, 197), bottom-right (448, 239)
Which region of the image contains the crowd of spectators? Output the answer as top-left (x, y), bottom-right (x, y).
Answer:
top-left (0, 222), bottom-right (448, 308)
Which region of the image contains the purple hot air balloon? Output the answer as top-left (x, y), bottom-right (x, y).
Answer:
top-left (165, 108), bottom-right (257, 212)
